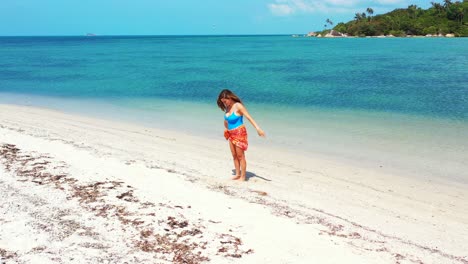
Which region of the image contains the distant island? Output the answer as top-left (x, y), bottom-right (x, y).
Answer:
top-left (304, 0), bottom-right (467, 37)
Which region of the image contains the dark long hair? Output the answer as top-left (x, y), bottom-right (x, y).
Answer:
top-left (217, 89), bottom-right (243, 111)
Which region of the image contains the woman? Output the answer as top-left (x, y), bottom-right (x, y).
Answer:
top-left (217, 89), bottom-right (265, 181)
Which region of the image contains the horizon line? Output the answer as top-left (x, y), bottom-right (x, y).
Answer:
top-left (0, 33), bottom-right (303, 38)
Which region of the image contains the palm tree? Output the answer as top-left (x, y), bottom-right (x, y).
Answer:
top-left (431, 2), bottom-right (443, 16)
top-left (443, 0), bottom-right (452, 10)
top-left (453, 5), bottom-right (464, 24)
top-left (354, 12), bottom-right (362, 22)
top-left (408, 4), bottom-right (418, 19)
top-left (366, 8), bottom-right (374, 21)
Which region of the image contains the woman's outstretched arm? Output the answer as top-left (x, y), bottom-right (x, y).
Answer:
top-left (237, 104), bottom-right (266, 137)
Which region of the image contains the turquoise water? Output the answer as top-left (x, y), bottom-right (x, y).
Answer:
top-left (0, 36), bottom-right (467, 181)
top-left (0, 36), bottom-right (467, 119)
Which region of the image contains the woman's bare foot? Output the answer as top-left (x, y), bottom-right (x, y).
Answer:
top-left (231, 175), bottom-right (241, 180)
top-left (238, 177), bottom-right (246, 181)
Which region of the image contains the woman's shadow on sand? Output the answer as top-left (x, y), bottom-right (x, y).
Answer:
top-left (231, 170), bottom-right (272, 182)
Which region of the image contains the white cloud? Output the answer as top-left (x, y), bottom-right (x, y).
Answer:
top-left (325, 0), bottom-right (359, 6)
top-left (267, 0), bottom-right (405, 16)
top-left (268, 4), bottom-right (295, 16)
top-left (291, 0), bottom-right (316, 12)
top-left (267, 0), bottom-right (355, 16)
top-left (375, 0), bottom-right (404, 4)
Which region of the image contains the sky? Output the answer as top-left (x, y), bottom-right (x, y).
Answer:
top-left (0, 0), bottom-right (433, 36)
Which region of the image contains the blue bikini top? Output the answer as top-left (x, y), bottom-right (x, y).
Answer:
top-left (225, 108), bottom-right (244, 130)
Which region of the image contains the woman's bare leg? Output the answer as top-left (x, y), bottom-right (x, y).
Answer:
top-left (235, 146), bottom-right (246, 181)
top-left (229, 141), bottom-right (241, 180)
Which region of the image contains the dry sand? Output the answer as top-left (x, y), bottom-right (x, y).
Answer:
top-left (0, 104), bottom-right (467, 264)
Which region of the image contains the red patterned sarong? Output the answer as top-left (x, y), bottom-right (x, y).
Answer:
top-left (224, 125), bottom-right (248, 151)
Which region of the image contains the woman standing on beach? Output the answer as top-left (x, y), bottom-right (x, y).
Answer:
top-left (217, 89), bottom-right (266, 181)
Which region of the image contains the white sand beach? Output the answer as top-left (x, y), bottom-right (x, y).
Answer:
top-left (1, 103), bottom-right (467, 264)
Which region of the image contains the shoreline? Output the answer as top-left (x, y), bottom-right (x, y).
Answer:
top-left (1, 103), bottom-right (468, 263)
top-left (1, 92), bottom-right (467, 186)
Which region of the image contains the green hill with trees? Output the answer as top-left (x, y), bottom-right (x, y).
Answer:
top-left (325, 0), bottom-right (467, 37)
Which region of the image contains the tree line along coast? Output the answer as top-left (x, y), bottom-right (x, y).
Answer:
top-left (296, 0), bottom-right (467, 38)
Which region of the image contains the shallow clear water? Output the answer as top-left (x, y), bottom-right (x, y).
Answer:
top-left (1, 36), bottom-right (467, 181)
